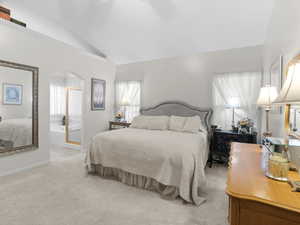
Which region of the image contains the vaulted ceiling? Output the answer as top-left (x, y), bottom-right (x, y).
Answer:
top-left (0, 0), bottom-right (274, 64)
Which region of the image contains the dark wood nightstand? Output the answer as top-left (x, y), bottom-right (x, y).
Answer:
top-left (109, 121), bottom-right (131, 130)
top-left (208, 129), bottom-right (257, 167)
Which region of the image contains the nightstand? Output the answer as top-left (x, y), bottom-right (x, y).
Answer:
top-left (109, 121), bottom-right (131, 130)
top-left (208, 129), bottom-right (257, 167)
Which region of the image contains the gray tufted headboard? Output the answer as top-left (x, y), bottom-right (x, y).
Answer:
top-left (140, 101), bottom-right (213, 131)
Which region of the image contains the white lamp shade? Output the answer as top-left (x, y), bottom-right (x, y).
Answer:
top-left (273, 63), bottom-right (300, 104)
top-left (226, 97), bottom-right (240, 108)
top-left (257, 85), bottom-right (278, 107)
top-left (120, 98), bottom-right (130, 106)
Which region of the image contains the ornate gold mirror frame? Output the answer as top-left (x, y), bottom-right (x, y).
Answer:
top-left (0, 59), bottom-right (39, 156)
top-left (284, 54), bottom-right (300, 132)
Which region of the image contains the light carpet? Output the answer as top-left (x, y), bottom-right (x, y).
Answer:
top-left (0, 152), bottom-right (228, 225)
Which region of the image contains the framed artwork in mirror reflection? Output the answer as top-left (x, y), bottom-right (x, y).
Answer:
top-left (3, 83), bottom-right (23, 105)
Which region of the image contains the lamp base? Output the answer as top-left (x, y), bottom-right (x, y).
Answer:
top-left (263, 131), bottom-right (272, 137)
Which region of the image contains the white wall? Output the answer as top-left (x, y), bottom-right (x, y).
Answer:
top-left (0, 20), bottom-right (115, 176)
top-left (262, 0), bottom-right (300, 137)
top-left (0, 0), bottom-right (106, 58)
top-left (117, 46), bottom-right (263, 109)
top-left (0, 67), bottom-right (32, 119)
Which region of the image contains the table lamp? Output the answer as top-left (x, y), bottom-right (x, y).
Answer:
top-left (120, 98), bottom-right (130, 122)
top-left (273, 63), bottom-right (300, 137)
top-left (273, 63), bottom-right (300, 105)
top-left (226, 97), bottom-right (240, 131)
top-left (257, 85), bottom-right (278, 137)
top-left (273, 62), bottom-right (300, 168)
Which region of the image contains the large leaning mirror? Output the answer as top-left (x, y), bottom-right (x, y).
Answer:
top-left (284, 54), bottom-right (300, 134)
top-left (0, 60), bottom-right (38, 155)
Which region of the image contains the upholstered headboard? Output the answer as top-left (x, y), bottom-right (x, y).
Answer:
top-left (140, 101), bottom-right (213, 131)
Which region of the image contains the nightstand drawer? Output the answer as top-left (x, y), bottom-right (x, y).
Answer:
top-left (209, 130), bottom-right (257, 167)
top-left (109, 121), bottom-right (131, 130)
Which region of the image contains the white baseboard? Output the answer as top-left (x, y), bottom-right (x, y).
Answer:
top-left (0, 160), bottom-right (49, 177)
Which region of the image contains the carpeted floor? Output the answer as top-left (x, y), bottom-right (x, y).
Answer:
top-left (0, 148), bottom-right (228, 225)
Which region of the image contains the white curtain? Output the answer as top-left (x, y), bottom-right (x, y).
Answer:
top-left (212, 72), bottom-right (261, 130)
top-left (50, 77), bottom-right (66, 124)
top-left (115, 81), bottom-right (141, 122)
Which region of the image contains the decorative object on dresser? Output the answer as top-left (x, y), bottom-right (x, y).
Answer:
top-left (257, 85), bottom-right (278, 137)
top-left (237, 118), bottom-right (254, 134)
top-left (227, 143), bottom-right (300, 225)
top-left (109, 120), bottom-right (131, 130)
top-left (208, 129), bottom-right (257, 167)
top-left (91, 78), bottom-right (105, 111)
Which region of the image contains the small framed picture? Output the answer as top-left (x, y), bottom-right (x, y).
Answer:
top-left (91, 78), bottom-right (105, 110)
top-left (3, 83), bottom-right (23, 105)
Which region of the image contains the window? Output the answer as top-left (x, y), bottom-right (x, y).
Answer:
top-left (50, 78), bottom-right (66, 124)
top-left (115, 80), bottom-right (141, 122)
top-left (212, 72), bottom-right (261, 130)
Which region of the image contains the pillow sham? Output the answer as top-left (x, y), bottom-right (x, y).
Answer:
top-left (130, 115), bottom-right (169, 130)
top-left (147, 116), bottom-right (169, 130)
top-left (182, 116), bottom-right (205, 133)
top-left (169, 115), bottom-right (206, 133)
top-left (130, 116), bottom-right (149, 129)
top-left (169, 116), bottom-right (186, 132)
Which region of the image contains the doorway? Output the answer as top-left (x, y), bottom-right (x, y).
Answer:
top-left (49, 72), bottom-right (84, 151)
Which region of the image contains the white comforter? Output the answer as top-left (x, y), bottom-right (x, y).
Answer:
top-left (86, 128), bottom-right (208, 205)
top-left (0, 118), bottom-right (32, 147)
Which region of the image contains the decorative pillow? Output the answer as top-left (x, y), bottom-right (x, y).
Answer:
top-left (147, 116), bottom-right (169, 130)
top-left (130, 116), bottom-right (149, 129)
top-left (182, 116), bottom-right (205, 133)
top-left (169, 116), bottom-right (186, 132)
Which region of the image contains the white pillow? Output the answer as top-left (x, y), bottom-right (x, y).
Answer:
top-left (182, 116), bottom-right (205, 133)
top-left (130, 115), bottom-right (169, 130)
top-left (147, 116), bottom-right (169, 130)
top-left (169, 116), bottom-right (186, 132)
top-left (130, 116), bottom-right (149, 129)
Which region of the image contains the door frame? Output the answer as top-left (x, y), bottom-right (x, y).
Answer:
top-left (65, 87), bottom-right (82, 146)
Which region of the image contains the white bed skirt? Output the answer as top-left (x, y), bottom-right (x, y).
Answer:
top-left (88, 164), bottom-right (206, 205)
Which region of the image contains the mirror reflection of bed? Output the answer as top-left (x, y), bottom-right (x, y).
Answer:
top-left (49, 72), bottom-right (83, 156)
top-left (0, 65), bottom-right (33, 152)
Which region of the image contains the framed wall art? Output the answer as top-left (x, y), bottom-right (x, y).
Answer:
top-left (91, 78), bottom-right (105, 110)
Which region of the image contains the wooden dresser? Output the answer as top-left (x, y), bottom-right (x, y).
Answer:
top-left (227, 143), bottom-right (300, 225)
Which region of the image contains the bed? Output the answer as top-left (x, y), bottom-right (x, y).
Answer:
top-left (86, 101), bottom-right (213, 205)
top-left (0, 118), bottom-right (32, 148)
